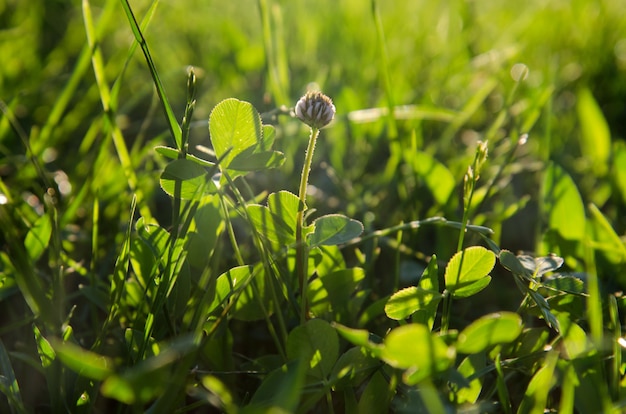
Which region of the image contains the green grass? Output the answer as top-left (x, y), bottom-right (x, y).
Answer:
top-left (1, 0), bottom-right (626, 412)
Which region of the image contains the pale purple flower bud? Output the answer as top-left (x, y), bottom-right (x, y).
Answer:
top-left (295, 91), bottom-right (335, 129)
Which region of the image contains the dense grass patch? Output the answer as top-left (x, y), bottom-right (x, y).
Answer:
top-left (1, 0), bottom-right (626, 412)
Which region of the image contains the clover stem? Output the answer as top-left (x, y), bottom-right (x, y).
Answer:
top-left (296, 126), bottom-right (320, 324)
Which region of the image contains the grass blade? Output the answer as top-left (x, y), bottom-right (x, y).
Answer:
top-left (82, 0), bottom-right (152, 220)
top-left (120, 0), bottom-right (183, 149)
top-left (0, 340), bottom-right (27, 414)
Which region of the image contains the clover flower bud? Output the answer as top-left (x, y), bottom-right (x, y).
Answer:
top-left (295, 91), bottom-right (335, 129)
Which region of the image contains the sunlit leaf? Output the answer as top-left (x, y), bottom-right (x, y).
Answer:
top-left (457, 276), bottom-right (492, 297)
top-left (34, 324), bottom-right (55, 368)
top-left (456, 312), bottom-right (523, 354)
top-left (245, 360), bottom-right (307, 413)
top-left (413, 256), bottom-right (440, 328)
top-left (444, 246), bottom-right (495, 297)
top-left (384, 286), bottom-right (443, 321)
top-left (209, 98), bottom-right (263, 169)
top-left (453, 353), bottom-right (486, 404)
top-left (308, 214), bottom-right (364, 247)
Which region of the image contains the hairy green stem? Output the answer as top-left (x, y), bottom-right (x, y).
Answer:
top-left (296, 127), bottom-right (320, 324)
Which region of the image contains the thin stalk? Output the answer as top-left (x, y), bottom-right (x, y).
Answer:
top-left (441, 147), bottom-right (484, 333)
top-left (342, 216), bottom-right (493, 248)
top-left (494, 353), bottom-right (513, 414)
top-left (296, 127), bottom-right (320, 325)
top-left (441, 192), bottom-right (473, 333)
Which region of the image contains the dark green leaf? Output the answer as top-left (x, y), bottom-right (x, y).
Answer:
top-left (286, 319), bottom-right (339, 379)
top-left (499, 249), bottom-right (533, 280)
top-left (357, 370), bottom-right (390, 413)
top-left (101, 335), bottom-right (196, 405)
top-left (527, 289), bottom-right (561, 332)
top-left (244, 360), bottom-right (307, 413)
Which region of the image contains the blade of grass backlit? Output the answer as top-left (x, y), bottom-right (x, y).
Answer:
top-left (35, 0), bottom-right (118, 155)
top-left (111, 1), bottom-right (159, 106)
top-left (258, 0), bottom-right (290, 105)
top-left (609, 295), bottom-right (621, 400)
top-left (0, 340), bottom-right (26, 414)
top-left (82, 0), bottom-right (152, 220)
top-left (120, 0), bottom-right (183, 149)
top-left (584, 231), bottom-right (603, 345)
top-left (372, 0), bottom-right (401, 181)
top-left (371, 0), bottom-right (397, 139)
